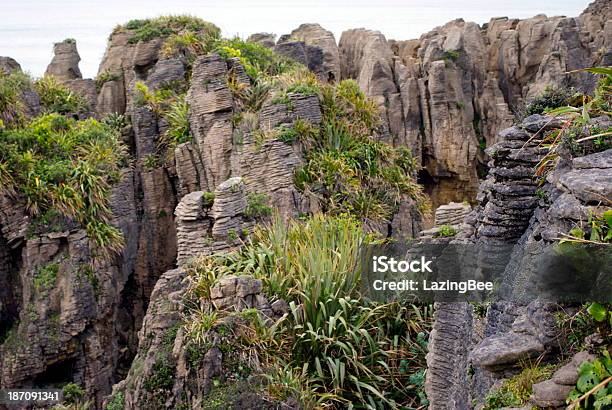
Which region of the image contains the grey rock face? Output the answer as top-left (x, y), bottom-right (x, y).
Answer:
top-left (425, 302), bottom-right (473, 409)
top-left (247, 32), bottom-right (276, 48)
top-left (175, 178), bottom-right (253, 266)
top-left (45, 40), bottom-right (82, 81)
top-left (289, 23), bottom-right (341, 83)
top-left (0, 56), bottom-right (21, 74)
top-left (337, 1), bottom-right (609, 208)
top-left (186, 54), bottom-right (234, 191)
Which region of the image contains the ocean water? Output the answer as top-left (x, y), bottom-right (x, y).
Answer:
top-left (0, 0), bottom-right (589, 78)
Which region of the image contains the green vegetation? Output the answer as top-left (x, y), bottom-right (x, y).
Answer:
top-left (0, 113), bottom-right (128, 257)
top-left (442, 50), bottom-right (460, 62)
top-left (483, 362), bottom-right (556, 409)
top-left (161, 30), bottom-right (220, 62)
top-left (95, 70), bottom-right (121, 91)
top-left (227, 228), bottom-right (238, 242)
top-left (102, 113), bottom-right (128, 131)
top-left (560, 210), bottom-right (612, 245)
top-left (77, 263), bottom-right (100, 297)
top-left (61, 383), bottom-right (85, 404)
top-left (1, 70), bottom-right (88, 128)
top-left (215, 37), bottom-right (297, 80)
top-left (34, 76), bottom-right (88, 114)
top-left (244, 193), bottom-right (272, 220)
top-left (114, 15), bottom-right (220, 45)
top-left (134, 82), bottom-right (192, 151)
top-left (105, 392), bottom-right (124, 410)
top-left (535, 67), bottom-right (611, 179)
top-left (143, 355), bottom-right (175, 392)
top-left (0, 70), bottom-right (32, 128)
top-left (567, 351), bottom-right (612, 409)
top-left (435, 225), bottom-right (458, 238)
top-left (164, 97), bottom-right (190, 144)
top-left (292, 78), bottom-right (429, 220)
top-left (202, 191), bottom-right (215, 207)
top-left (187, 215), bottom-right (432, 408)
top-left (519, 86), bottom-right (577, 119)
top-left (34, 262), bottom-right (59, 293)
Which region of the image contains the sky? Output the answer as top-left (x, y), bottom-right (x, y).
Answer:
top-left (0, 0), bottom-right (590, 78)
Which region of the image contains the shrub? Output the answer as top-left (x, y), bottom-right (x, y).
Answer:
top-left (34, 262), bottom-right (59, 292)
top-left (143, 356), bottom-right (175, 392)
top-left (0, 114), bottom-right (127, 257)
top-left (102, 113), bottom-right (128, 131)
top-left (483, 363), bottom-right (556, 409)
top-left (244, 193), bottom-right (272, 219)
top-left (161, 30), bottom-right (220, 62)
top-left (62, 383), bottom-right (85, 404)
top-left (215, 37), bottom-right (297, 80)
top-left (435, 225), bottom-right (458, 237)
top-left (567, 351), bottom-right (612, 409)
top-left (163, 97), bottom-right (191, 144)
top-left (34, 76), bottom-right (88, 114)
top-left (0, 70), bottom-right (33, 128)
top-left (185, 215), bottom-right (433, 408)
top-left (117, 16), bottom-right (220, 44)
top-left (202, 191), bottom-right (215, 207)
top-left (520, 86), bottom-right (575, 118)
top-left (294, 79), bottom-right (429, 221)
top-left (105, 392), bottom-right (124, 410)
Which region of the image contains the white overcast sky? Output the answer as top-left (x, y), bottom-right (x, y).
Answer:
top-left (0, 0), bottom-right (590, 78)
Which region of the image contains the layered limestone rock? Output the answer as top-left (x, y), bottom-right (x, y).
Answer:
top-left (108, 268), bottom-right (290, 409)
top-left (0, 172), bottom-right (138, 408)
top-left (246, 32), bottom-right (276, 49)
top-left (335, 0), bottom-right (610, 208)
top-left (44, 39), bottom-right (98, 110)
top-left (185, 54), bottom-right (235, 192)
top-left (424, 111), bottom-right (612, 408)
top-left (288, 23), bottom-right (341, 83)
top-left (175, 178), bottom-right (254, 266)
top-left (45, 40), bottom-right (82, 81)
top-left (0, 57), bottom-right (21, 74)
top-left (435, 202), bottom-right (472, 226)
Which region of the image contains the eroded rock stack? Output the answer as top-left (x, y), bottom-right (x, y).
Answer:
top-left (424, 104), bottom-right (611, 408)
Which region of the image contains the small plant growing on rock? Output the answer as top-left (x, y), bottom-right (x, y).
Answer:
top-left (227, 228), bottom-right (238, 242)
top-left (95, 70), bottom-right (121, 91)
top-left (102, 113), bottom-right (128, 131)
top-left (202, 191), bottom-right (215, 207)
top-left (244, 193), bottom-right (272, 219)
top-left (142, 154), bottom-right (161, 170)
top-left (143, 356), bottom-right (175, 392)
top-left (434, 225), bottom-right (458, 237)
top-left (518, 86), bottom-right (576, 119)
top-left (61, 383), bottom-right (85, 404)
top-left (105, 392), bottom-right (124, 410)
top-left (483, 362), bottom-right (556, 409)
top-left (163, 97), bottom-right (191, 145)
top-left (34, 262), bottom-right (59, 293)
top-left (567, 352), bottom-right (612, 409)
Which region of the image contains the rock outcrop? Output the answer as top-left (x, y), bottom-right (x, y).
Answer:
top-left (332, 0), bottom-right (611, 209)
top-left (288, 23), bottom-right (341, 83)
top-left (45, 39), bottom-right (82, 81)
top-left (1, 1), bottom-right (610, 408)
top-left (424, 109), bottom-right (612, 408)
